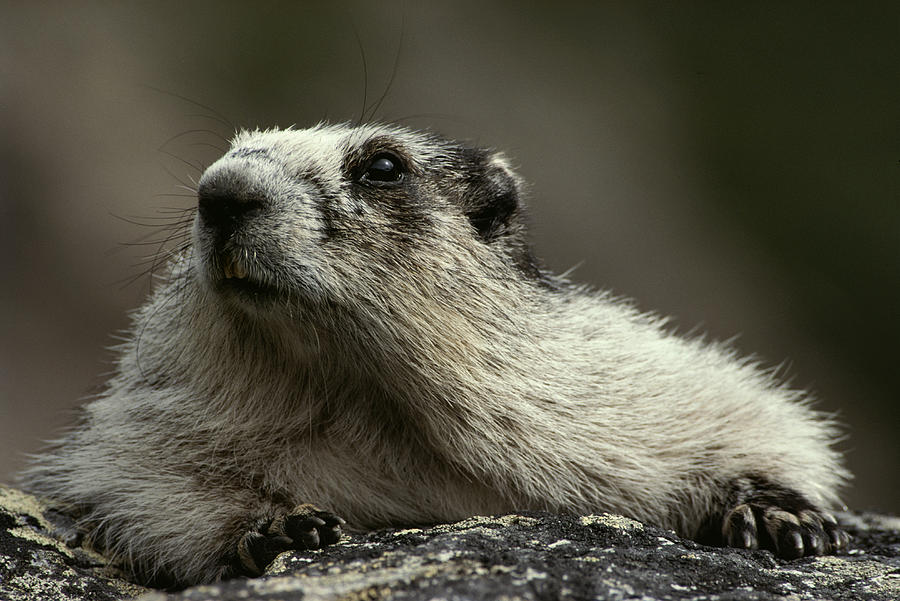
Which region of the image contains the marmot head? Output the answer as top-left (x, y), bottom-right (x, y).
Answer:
top-left (194, 123), bottom-right (546, 323)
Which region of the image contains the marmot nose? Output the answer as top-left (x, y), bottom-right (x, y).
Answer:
top-left (197, 182), bottom-right (263, 234)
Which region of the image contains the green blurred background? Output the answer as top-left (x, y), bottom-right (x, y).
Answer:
top-left (1, 2), bottom-right (897, 511)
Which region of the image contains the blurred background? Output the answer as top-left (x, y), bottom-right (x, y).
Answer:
top-left (1, 2), bottom-right (897, 512)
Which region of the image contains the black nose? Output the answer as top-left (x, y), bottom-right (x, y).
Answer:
top-left (197, 182), bottom-right (263, 235)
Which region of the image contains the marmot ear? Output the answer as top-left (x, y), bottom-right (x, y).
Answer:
top-left (464, 151), bottom-right (525, 242)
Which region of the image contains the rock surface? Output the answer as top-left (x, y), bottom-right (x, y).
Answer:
top-left (0, 486), bottom-right (147, 601)
top-left (2, 485), bottom-right (898, 601)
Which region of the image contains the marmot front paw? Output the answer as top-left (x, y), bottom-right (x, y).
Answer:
top-left (715, 475), bottom-right (849, 559)
top-left (721, 503), bottom-right (849, 558)
top-left (236, 504), bottom-right (346, 576)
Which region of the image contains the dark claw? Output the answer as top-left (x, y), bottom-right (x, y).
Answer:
top-left (318, 520), bottom-right (344, 546)
top-left (803, 531), bottom-right (824, 555)
top-left (723, 504), bottom-right (758, 550)
top-left (314, 510), bottom-right (346, 546)
top-left (282, 514), bottom-right (325, 547)
top-left (778, 528), bottom-right (805, 559)
top-left (762, 508), bottom-right (803, 559)
top-left (821, 513), bottom-right (850, 552)
top-left (235, 505), bottom-right (346, 577)
top-left (798, 509), bottom-right (826, 555)
top-left (827, 524), bottom-right (850, 552)
top-left (238, 531), bottom-right (293, 576)
top-left (277, 506), bottom-right (345, 549)
top-left (838, 530), bottom-right (851, 550)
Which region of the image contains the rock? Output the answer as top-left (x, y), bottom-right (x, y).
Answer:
top-left (0, 486), bottom-right (148, 601)
top-left (2, 485), bottom-right (898, 601)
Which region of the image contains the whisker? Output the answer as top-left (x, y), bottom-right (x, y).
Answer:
top-left (364, 10), bottom-right (405, 122)
top-left (141, 85), bottom-right (235, 132)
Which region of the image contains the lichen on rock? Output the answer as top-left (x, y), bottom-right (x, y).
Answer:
top-left (0, 486), bottom-right (148, 601)
top-left (2, 485), bottom-right (898, 601)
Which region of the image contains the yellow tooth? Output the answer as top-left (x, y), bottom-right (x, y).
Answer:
top-left (232, 259), bottom-right (248, 279)
top-left (221, 253), bottom-right (247, 280)
top-left (223, 258), bottom-right (234, 279)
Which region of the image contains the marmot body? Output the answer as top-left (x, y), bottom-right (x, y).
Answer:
top-left (23, 123), bottom-right (849, 586)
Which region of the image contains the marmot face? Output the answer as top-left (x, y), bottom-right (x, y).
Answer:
top-left (194, 124), bottom-right (540, 323)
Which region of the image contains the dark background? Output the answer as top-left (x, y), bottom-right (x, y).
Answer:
top-left (1, 2), bottom-right (897, 512)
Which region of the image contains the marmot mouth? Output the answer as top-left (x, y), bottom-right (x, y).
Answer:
top-left (212, 249), bottom-right (275, 299)
top-left (222, 253), bottom-right (249, 280)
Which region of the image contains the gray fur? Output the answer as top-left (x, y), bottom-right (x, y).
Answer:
top-left (21, 123), bottom-right (848, 586)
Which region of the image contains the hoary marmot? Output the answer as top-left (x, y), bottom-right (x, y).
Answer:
top-left (22, 123), bottom-right (849, 587)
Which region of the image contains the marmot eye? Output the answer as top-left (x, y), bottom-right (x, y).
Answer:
top-left (363, 153), bottom-right (404, 183)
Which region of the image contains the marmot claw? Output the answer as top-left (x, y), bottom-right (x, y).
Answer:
top-left (236, 505), bottom-right (345, 576)
top-left (722, 503), bottom-right (849, 558)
